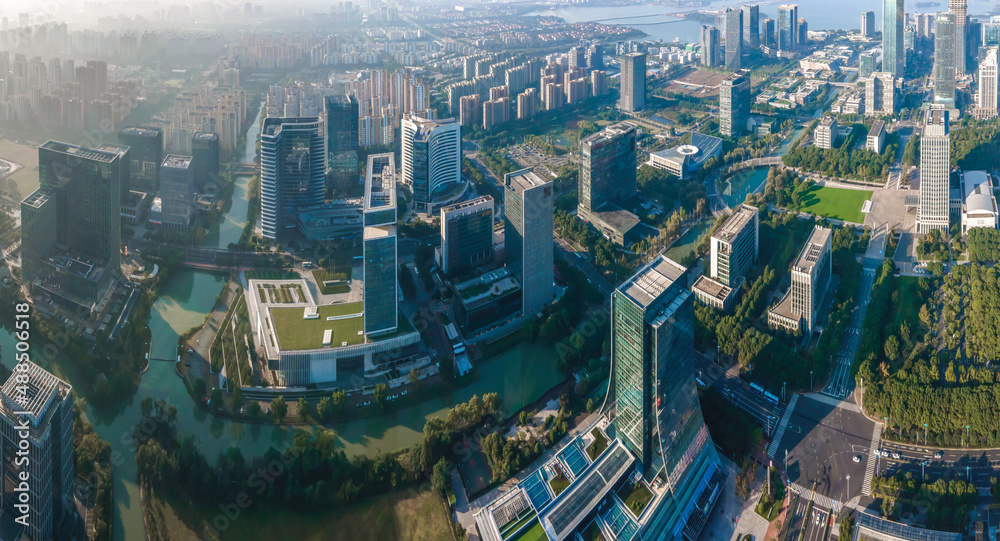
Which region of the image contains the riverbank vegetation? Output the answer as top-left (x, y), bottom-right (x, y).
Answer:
top-left (870, 473), bottom-right (976, 532)
top-left (73, 403), bottom-right (113, 541)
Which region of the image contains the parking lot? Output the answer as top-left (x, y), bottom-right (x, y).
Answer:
top-left (503, 142), bottom-right (574, 178)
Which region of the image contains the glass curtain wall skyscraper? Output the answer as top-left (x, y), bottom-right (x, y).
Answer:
top-left (723, 8), bottom-right (742, 70)
top-left (260, 117), bottom-right (327, 240)
top-left (777, 5), bottom-right (798, 54)
top-left (918, 107), bottom-right (952, 233)
top-left (742, 5), bottom-right (759, 49)
top-left (934, 12), bottom-right (957, 107)
top-left (884, 0), bottom-right (905, 78)
top-left (950, 0), bottom-right (967, 75)
top-left (363, 153), bottom-right (398, 336)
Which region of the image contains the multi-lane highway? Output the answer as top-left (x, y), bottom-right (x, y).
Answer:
top-left (875, 438), bottom-right (1000, 489)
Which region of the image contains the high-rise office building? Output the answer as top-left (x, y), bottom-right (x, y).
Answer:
top-left (723, 8), bottom-right (743, 70)
top-left (798, 18), bottom-right (809, 45)
top-left (578, 122), bottom-right (637, 218)
top-left (504, 168), bottom-right (553, 317)
top-left (767, 226), bottom-right (832, 334)
top-left (117, 125), bottom-right (163, 193)
top-left (720, 70), bottom-right (751, 137)
top-left (437, 196), bottom-right (494, 276)
top-left (159, 155), bottom-right (194, 230)
top-left (861, 10), bottom-right (876, 37)
top-left (701, 25), bottom-right (720, 67)
top-left (93, 143), bottom-right (131, 200)
top-left (934, 12), bottom-right (957, 107)
top-left (260, 117), bottom-right (326, 240)
top-left (950, 0), bottom-right (967, 75)
top-left (400, 114), bottom-right (462, 213)
top-left (363, 153), bottom-right (398, 336)
top-left (977, 47), bottom-right (999, 118)
top-left (918, 107), bottom-right (952, 233)
top-left (865, 72), bottom-right (898, 116)
top-left (325, 94), bottom-right (361, 195)
top-left (762, 17), bottom-right (776, 49)
top-left (884, 0), bottom-right (905, 78)
top-left (693, 204), bottom-right (759, 312)
top-left (619, 52), bottom-right (646, 113)
top-left (191, 132), bottom-right (220, 189)
top-left (742, 5), bottom-right (760, 49)
top-left (611, 256), bottom-right (721, 483)
top-left (710, 204), bottom-right (759, 289)
top-left (21, 141), bottom-right (122, 311)
top-left (777, 5), bottom-right (798, 55)
top-left (0, 362), bottom-right (74, 541)
top-left (859, 52), bottom-right (876, 78)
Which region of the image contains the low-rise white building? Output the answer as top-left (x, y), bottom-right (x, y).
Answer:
top-left (866, 120), bottom-right (886, 153)
top-left (961, 170), bottom-right (999, 234)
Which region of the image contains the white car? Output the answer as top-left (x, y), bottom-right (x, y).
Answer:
top-left (853, 455), bottom-right (862, 463)
top-left (933, 452), bottom-right (943, 459)
top-left (891, 452), bottom-right (901, 459)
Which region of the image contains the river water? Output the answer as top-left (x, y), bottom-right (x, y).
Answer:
top-left (0, 102), bottom-right (564, 540)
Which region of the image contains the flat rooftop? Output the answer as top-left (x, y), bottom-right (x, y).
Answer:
top-left (162, 154), bottom-right (193, 169)
top-left (0, 360), bottom-right (71, 430)
top-left (692, 275), bottom-right (732, 301)
top-left (270, 303), bottom-right (365, 350)
top-left (41, 141), bottom-right (119, 163)
top-left (579, 121), bottom-right (635, 148)
top-left (119, 126), bottom-right (162, 138)
top-left (505, 168), bottom-right (550, 194)
top-left (408, 115), bottom-right (458, 141)
top-left (618, 255), bottom-right (687, 309)
top-left (793, 226), bottom-right (831, 273)
top-left (869, 120), bottom-right (885, 136)
top-left (22, 188), bottom-right (53, 208)
top-left (193, 132), bottom-right (219, 141)
top-left (442, 195), bottom-right (493, 215)
top-left (94, 143), bottom-right (130, 157)
top-left (590, 207), bottom-right (640, 235)
top-left (713, 204), bottom-right (758, 244)
top-left (365, 153), bottom-right (396, 211)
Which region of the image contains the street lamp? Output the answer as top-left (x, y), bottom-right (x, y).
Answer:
top-left (846, 474), bottom-right (851, 498)
top-left (924, 423), bottom-right (928, 445)
top-left (810, 370), bottom-right (813, 389)
top-left (921, 461), bottom-right (926, 482)
top-left (966, 466), bottom-right (971, 481)
top-left (966, 426), bottom-right (970, 448)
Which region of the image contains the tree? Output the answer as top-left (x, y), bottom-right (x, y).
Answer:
top-left (209, 388), bottom-right (223, 411)
top-left (247, 401), bottom-right (261, 419)
top-left (884, 335), bottom-right (900, 361)
top-left (297, 397), bottom-right (308, 421)
top-left (331, 389), bottom-right (346, 413)
top-left (431, 458), bottom-right (450, 496)
top-left (231, 386), bottom-right (245, 414)
top-left (193, 378), bottom-right (207, 401)
top-left (408, 368), bottom-right (421, 388)
top-left (374, 384), bottom-right (388, 408)
top-left (317, 397), bottom-right (332, 421)
top-left (271, 396), bottom-right (287, 423)
top-left (839, 516), bottom-right (855, 541)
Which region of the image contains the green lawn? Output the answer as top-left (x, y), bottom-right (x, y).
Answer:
top-left (755, 491), bottom-right (786, 522)
top-left (795, 185), bottom-right (873, 224)
top-left (892, 276), bottom-right (925, 330)
top-left (586, 429), bottom-right (608, 461)
top-left (501, 513), bottom-right (537, 539)
top-left (247, 270), bottom-right (299, 280)
top-left (270, 303), bottom-right (364, 350)
top-left (509, 519), bottom-right (548, 541)
top-left (618, 482), bottom-right (654, 516)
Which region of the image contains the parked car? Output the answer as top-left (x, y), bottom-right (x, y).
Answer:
top-left (891, 452), bottom-right (901, 459)
top-left (853, 455), bottom-right (862, 463)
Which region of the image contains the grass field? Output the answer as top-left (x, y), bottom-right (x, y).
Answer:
top-left (150, 488), bottom-right (455, 541)
top-left (0, 139), bottom-right (40, 198)
top-left (892, 276), bottom-right (925, 331)
top-left (795, 185), bottom-right (873, 224)
top-left (270, 303), bottom-right (364, 349)
top-left (618, 482), bottom-right (654, 516)
top-left (509, 519), bottom-right (547, 541)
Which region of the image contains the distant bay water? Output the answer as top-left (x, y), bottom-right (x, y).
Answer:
top-left (528, 0), bottom-right (998, 45)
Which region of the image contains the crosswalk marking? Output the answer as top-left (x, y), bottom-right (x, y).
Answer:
top-left (862, 422), bottom-right (882, 496)
top-left (767, 394), bottom-right (800, 458)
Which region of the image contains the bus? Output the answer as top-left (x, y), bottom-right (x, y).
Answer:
top-left (763, 391), bottom-right (779, 405)
top-left (750, 382), bottom-right (765, 394)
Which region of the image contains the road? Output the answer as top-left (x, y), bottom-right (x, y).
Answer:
top-left (802, 505), bottom-right (830, 541)
top-left (822, 266), bottom-right (876, 399)
top-left (784, 495), bottom-right (810, 541)
top-left (875, 439), bottom-right (1000, 489)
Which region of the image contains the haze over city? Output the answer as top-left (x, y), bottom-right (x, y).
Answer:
top-left (2, 0), bottom-right (1000, 540)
